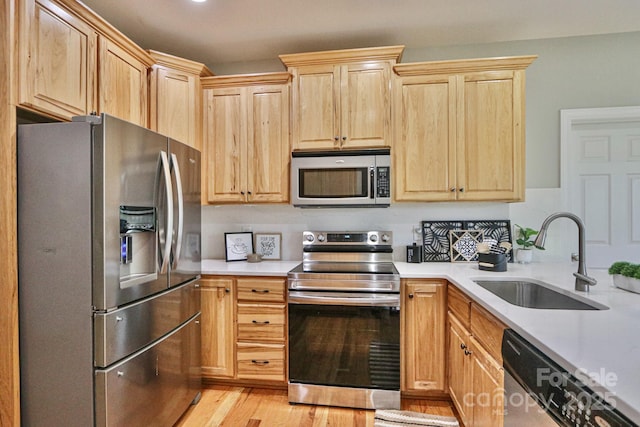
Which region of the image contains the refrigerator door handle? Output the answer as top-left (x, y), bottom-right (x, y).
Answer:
top-left (159, 151), bottom-right (173, 274)
top-left (170, 152), bottom-right (184, 269)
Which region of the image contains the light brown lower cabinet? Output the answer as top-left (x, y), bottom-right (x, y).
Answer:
top-left (201, 277), bottom-right (236, 378)
top-left (447, 285), bottom-right (505, 427)
top-left (402, 279), bottom-right (447, 393)
top-left (201, 275), bottom-right (287, 386)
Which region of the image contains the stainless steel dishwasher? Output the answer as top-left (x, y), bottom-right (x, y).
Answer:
top-left (502, 329), bottom-right (637, 427)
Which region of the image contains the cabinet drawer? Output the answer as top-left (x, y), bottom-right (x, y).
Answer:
top-left (237, 278), bottom-right (285, 302)
top-left (470, 303), bottom-right (506, 363)
top-left (448, 284), bottom-right (471, 328)
top-left (236, 343), bottom-right (285, 381)
top-left (237, 303), bottom-right (286, 342)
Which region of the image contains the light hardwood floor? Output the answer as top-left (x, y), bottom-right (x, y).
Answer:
top-left (176, 386), bottom-right (457, 427)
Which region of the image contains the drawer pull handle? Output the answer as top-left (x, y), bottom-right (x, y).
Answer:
top-left (251, 360), bottom-right (270, 365)
top-left (252, 320), bottom-right (270, 325)
top-left (252, 289), bottom-right (270, 293)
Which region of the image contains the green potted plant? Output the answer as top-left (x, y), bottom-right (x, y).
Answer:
top-left (609, 261), bottom-right (640, 293)
top-left (514, 224), bottom-right (544, 264)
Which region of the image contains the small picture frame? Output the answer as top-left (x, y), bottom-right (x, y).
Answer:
top-left (254, 232), bottom-right (282, 260)
top-left (224, 232), bottom-right (254, 262)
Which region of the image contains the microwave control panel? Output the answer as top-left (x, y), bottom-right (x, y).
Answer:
top-left (377, 167), bottom-right (390, 198)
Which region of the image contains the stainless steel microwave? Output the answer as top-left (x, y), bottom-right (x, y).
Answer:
top-left (291, 149), bottom-right (391, 207)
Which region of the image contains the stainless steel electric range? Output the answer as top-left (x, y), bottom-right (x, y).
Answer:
top-left (287, 231), bottom-right (401, 410)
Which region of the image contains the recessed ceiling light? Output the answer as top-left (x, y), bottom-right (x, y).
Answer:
top-left (192, 0), bottom-right (207, 2)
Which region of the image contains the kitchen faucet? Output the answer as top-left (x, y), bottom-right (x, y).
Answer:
top-left (534, 212), bottom-right (597, 292)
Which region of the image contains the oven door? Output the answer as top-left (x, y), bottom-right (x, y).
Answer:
top-left (288, 291), bottom-right (400, 391)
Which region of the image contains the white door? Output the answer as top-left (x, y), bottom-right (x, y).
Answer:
top-left (562, 106), bottom-right (640, 268)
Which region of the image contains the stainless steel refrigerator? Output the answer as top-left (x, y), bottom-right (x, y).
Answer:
top-left (18, 113), bottom-right (202, 427)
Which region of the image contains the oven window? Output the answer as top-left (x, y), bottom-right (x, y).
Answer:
top-left (298, 168), bottom-right (368, 198)
top-left (289, 304), bottom-right (400, 390)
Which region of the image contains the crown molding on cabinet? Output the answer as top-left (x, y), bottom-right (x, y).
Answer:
top-left (200, 72), bottom-right (291, 89)
top-left (147, 49), bottom-right (214, 77)
top-left (393, 55), bottom-right (538, 76)
top-left (279, 45), bottom-right (404, 67)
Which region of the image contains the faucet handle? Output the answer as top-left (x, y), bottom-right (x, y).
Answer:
top-left (573, 272), bottom-right (597, 286)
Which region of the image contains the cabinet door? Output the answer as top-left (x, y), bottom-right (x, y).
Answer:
top-left (19, 0), bottom-right (97, 119)
top-left (448, 313), bottom-right (473, 427)
top-left (203, 87), bottom-right (247, 203)
top-left (291, 65), bottom-right (340, 150)
top-left (201, 278), bottom-right (236, 378)
top-left (402, 280), bottom-right (446, 392)
top-left (150, 67), bottom-right (198, 149)
top-left (470, 336), bottom-right (505, 427)
top-left (457, 70), bottom-right (525, 201)
top-left (98, 37), bottom-right (149, 127)
top-left (393, 74), bottom-right (457, 201)
top-left (246, 84), bottom-right (290, 203)
top-left (341, 62), bottom-right (391, 149)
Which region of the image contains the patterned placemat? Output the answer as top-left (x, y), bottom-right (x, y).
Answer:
top-left (421, 221), bottom-right (464, 262)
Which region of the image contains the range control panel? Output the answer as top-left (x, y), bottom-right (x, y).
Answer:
top-left (302, 231), bottom-right (393, 247)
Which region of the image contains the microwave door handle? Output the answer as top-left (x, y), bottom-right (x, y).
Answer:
top-left (170, 153), bottom-right (184, 269)
top-left (370, 167), bottom-right (375, 199)
top-left (159, 151), bottom-right (173, 274)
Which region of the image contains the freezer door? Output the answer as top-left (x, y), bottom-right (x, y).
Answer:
top-left (95, 314), bottom-right (202, 427)
top-left (93, 114), bottom-right (171, 310)
top-left (94, 279), bottom-right (200, 368)
top-left (168, 139), bottom-right (201, 287)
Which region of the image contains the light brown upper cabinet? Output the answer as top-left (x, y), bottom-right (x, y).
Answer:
top-left (148, 50), bottom-right (213, 150)
top-left (393, 56), bottom-right (536, 202)
top-left (202, 73), bottom-right (291, 204)
top-left (98, 37), bottom-right (153, 127)
top-left (18, 0), bottom-right (98, 120)
top-left (17, 0), bottom-right (154, 126)
top-left (280, 46), bottom-right (404, 151)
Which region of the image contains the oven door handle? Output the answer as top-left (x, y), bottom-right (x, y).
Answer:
top-left (288, 292), bottom-right (400, 307)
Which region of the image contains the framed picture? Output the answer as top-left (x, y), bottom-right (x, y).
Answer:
top-left (254, 232), bottom-right (282, 260)
top-left (224, 232), bottom-right (254, 262)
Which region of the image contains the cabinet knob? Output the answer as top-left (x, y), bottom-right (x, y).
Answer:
top-left (408, 293), bottom-right (414, 299)
top-left (459, 187), bottom-right (465, 192)
top-left (464, 349), bottom-right (472, 356)
top-left (334, 136), bottom-right (339, 141)
top-left (460, 343), bottom-right (467, 350)
top-left (247, 191), bottom-right (252, 195)
top-left (450, 187), bottom-right (456, 192)
top-left (225, 288), bottom-right (230, 293)
top-left (240, 191), bottom-right (245, 195)
top-left (342, 136), bottom-right (347, 141)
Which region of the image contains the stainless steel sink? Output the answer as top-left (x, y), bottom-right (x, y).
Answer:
top-left (472, 278), bottom-right (608, 310)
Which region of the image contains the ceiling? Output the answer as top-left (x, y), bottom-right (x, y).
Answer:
top-left (80, 0), bottom-right (640, 71)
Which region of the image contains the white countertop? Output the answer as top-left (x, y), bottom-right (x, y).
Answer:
top-left (201, 258), bottom-right (640, 423)
top-left (202, 259), bottom-right (299, 276)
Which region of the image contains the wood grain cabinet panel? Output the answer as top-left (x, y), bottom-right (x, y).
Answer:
top-left (281, 46), bottom-right (403, 151)
top-left (148, 50), bottom-right (213, 150)
top-left (201, 277), bottom-right (236, 379)
top-left (402, 279), bottom-right (447, 393)
top-left (393, 56), bottom-right (536, 202)
top-left (237, 303), bottom-right (286, 342)
top-left (202, 74), bottom-right (290, 204)
top-left (447, 284), bottom-right (506, 427)
top-left (236, 277), bottom-right (286, 303)
top-left (236, 343), bottom-right (285, 382)
top-left (98, 37), bottom-right (150, 127)
top-left (18, 0), bottom-right (97, 120)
